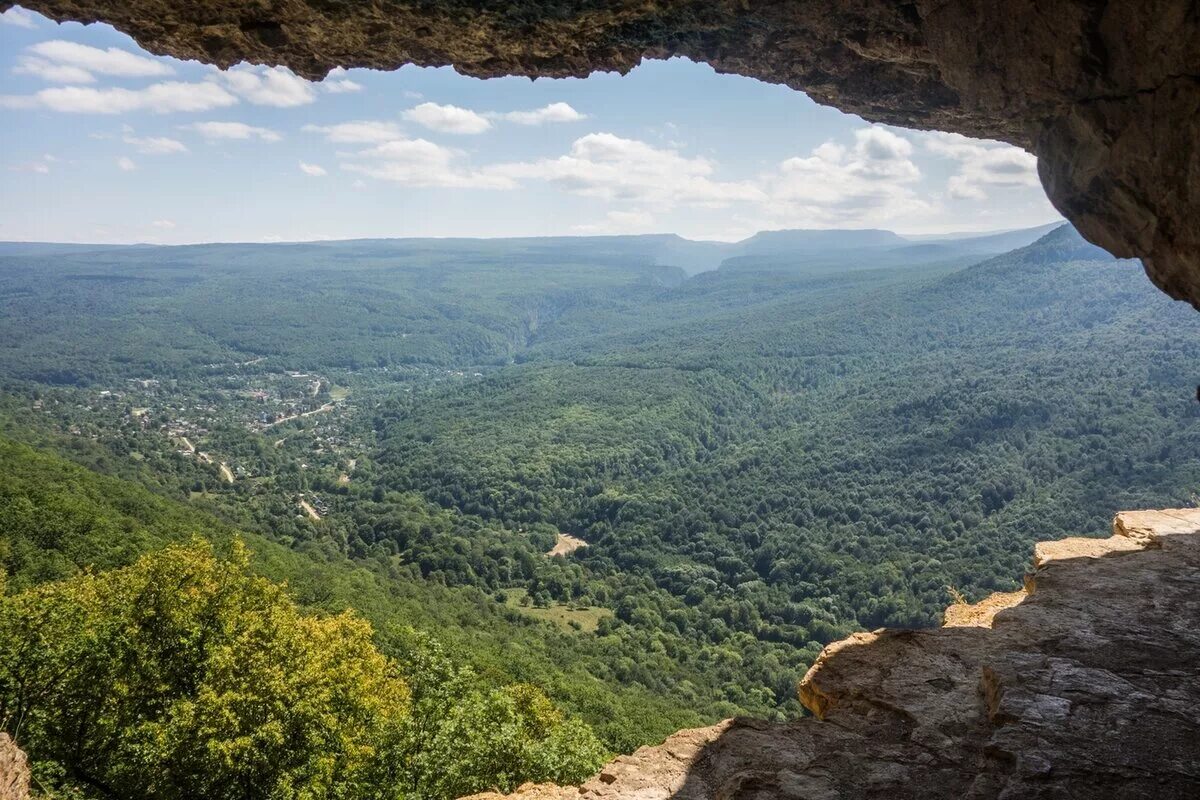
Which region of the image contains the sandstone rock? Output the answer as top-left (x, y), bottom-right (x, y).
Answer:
top-left (942, 590), bottom-right (1026, 628)
top-left (8, 1), bottom-right (1199, 309)
top-left (0, 734), bottom-right (29, 800)
top-left (465, 509), bottom-right (1200, 799)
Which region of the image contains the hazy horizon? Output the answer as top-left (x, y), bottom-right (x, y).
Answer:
top-left (0, 221), bottom-right (1065, 249)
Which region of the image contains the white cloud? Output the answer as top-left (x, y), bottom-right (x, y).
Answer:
top-left (949, 148), bottom-right (1039, 199)
top-left (13, 56), bottom-right (96, 84)
top-left (341, 137), bottom-right (514, 189)
top-left (756, 127), bottom-right (926, 227)
top-left (946, 176), bottom-right (989, 201)
top-left (403, 102), bottom-right (492, 134)
top-left (5, 81), bottom-right (238, 114)
top-left (1, 6), bottom-right (38, 28)
top-left (116, 156), bottom-right (136, 171)
top-left (917, 131), bottom-right (1039, 200)
top-left (9, 154), bottom-right (55, 174)
top-left (26, 40), bottom-right (172, 78)
top-left (151, 219), bottom-right (176, 229)
top-left (123, 133), bottom-right (188, 154)
top-left (219, 65), bottom-right (316, 107)
top-left (321, 67), bottom-right (362, 94)
top-left (844, 127), bottom-right (920, 181)
top-left (299, 161), bottom-right (327, 176)
top-left (490, 132), bottom-right (763, 208)
top-left (182, 121), bottom-right (281, 142)
top-left (856, 127), bottom-right (912, 160)
top-left (500, 102), bottom-right (586, 125)
top-left (303, 120), bottom-right (403, 143)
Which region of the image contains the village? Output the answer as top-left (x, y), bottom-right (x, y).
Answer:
top-left (20, 359), bottom-right (362, 507)
top-left (12, 356), bottom-right (493, 534)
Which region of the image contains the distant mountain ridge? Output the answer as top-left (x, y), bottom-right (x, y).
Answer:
top-left (735, 228), bottom-right (908, 254)
top-left (0, 222), bottom-right (1077, 277)
top-left (993, 222), bottom-right (1116, 265)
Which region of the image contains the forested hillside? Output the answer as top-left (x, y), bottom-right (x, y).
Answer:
top-left (2, 224), bottom-right (1197, 798)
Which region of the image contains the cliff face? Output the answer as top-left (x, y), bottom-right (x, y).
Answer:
top-left (8, 1), bottom-right (1200, 309)
top-left (467, 509), bottom-right (1200, 799)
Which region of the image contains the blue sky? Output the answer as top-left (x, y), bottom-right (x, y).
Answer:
top-left (1, 5), bottom-right (1061, 244)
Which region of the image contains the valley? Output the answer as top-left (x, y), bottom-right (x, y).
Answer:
top-left (2, 224), bottom-right (1198, 798)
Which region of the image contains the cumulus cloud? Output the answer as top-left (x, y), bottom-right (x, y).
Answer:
top-left (13, 56), bottom-right (96, 84)
top-left (6, 48), bottom-right (319, 113)
top-left (918, 131), bottom-right (1039, 200)
top-left (24, 40), bottom-right (172, 80)
top-left (303, 120), bottom-right (404, 144)
top-left (299, 161), bottom-right (327, 176)
top-left (490, 132), bottom-right (763, 208)
top-left (1, 6), bottom-right (38, 28)
top-left (182, 121), bottom-right (281, 142)
top-left (3, 81), bottom-right (238, 113)
top-left (758, 127), bottom-right (926, 226)
top-left (403, 102), bottom-right (492, 134)
top-left (499, 102), bottom-right (586, 125)
top-left (116, 156), bottom-right (136, 171)
top-left (340, 137), bottom-right (514, 189)
top-left (219, 65), bottom-right (316, 107)
top-left (151, 219), bottom-right (176, 229)
top-left (321, 67), bottom-right (363, 94)
top-left (123, 133), bottom-right (188, 154)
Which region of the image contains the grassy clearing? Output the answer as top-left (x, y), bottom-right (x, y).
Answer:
top-left (501, 588), bottom-right (611, 634)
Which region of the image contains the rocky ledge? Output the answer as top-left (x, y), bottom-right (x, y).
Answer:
top-left (467, 509), bottom-right (1200, 799)
top-left (7, 1), bottom-right (1200, 309)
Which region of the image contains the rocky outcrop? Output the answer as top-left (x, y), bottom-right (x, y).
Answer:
top-left (7, 1), bottom-right (1199, 309)
top-left (465, 509), bottom-right (1200, 799)
top-left (0, 734), bottom-right (29, 800)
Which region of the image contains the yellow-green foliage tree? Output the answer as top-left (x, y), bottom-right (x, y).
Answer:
top-left (412, 682), bottom-right (607, 799)
top-left (0, 539), bottom-right (411, 800)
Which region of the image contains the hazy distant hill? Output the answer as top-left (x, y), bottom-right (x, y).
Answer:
top-left (0, 222), bottom-right (1073, 279)
top-left (718, 223), bottom-right (1069, 275)
top-left (735, 227), bottom-right (908, 255)
top-left (983, 222), bottom-right (1114, 266)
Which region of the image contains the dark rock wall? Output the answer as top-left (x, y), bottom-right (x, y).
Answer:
top-left (7, 1), bottom-right (1198, 307)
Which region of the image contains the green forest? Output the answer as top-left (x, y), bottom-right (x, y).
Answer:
top-left (1, 224), bottom-right (1198, 798)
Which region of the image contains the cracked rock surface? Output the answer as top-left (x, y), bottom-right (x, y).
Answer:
top-left (466, 509), bottom-right (1200, 799)
top-left (7, 0), bottom-right (1200, 309)
top-left (0, 733), bottom-right (29, 800)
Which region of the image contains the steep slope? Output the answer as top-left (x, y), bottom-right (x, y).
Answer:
top-left (0, 438), bottom-right (703, 750)
top-left (970, 223), bottom-right (1115, 268)
top-left (468, 508), bottom-right (1200, 799)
